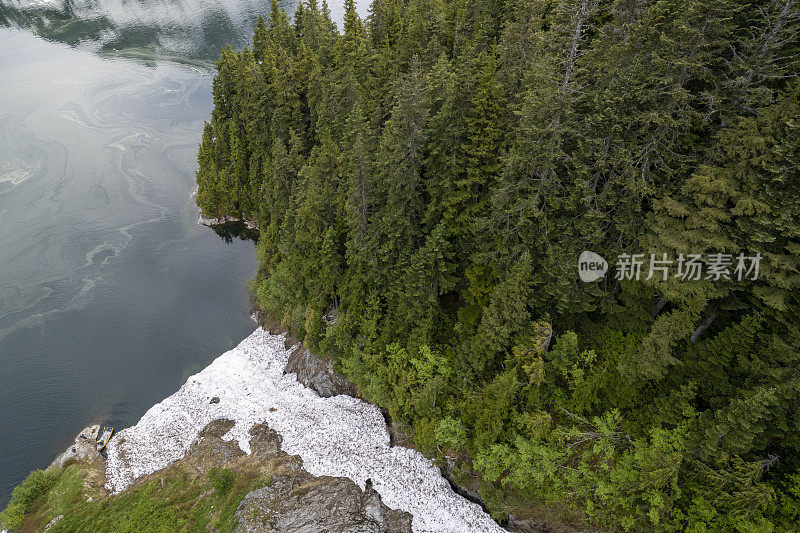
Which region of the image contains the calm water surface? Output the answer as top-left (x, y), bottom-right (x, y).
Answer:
top-left (0, 28), bottom-right (260, 505)
top-left (0, 0), bottom-right (361, 504)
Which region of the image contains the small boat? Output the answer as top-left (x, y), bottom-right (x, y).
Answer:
top-left (96, 426), bottom-right (114, 452)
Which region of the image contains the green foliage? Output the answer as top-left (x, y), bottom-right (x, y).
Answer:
top-left (208, 468), bottom-right (237, 496)
top-left (37, 463), bottom-right (263, 533)
top-left (435, 416), bottom-right (468, 452)
top-left (0, 469), bottom-right (57, 530)
top-left (196, 0), bottom-right (800, 529)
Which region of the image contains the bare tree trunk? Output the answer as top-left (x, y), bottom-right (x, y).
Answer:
top-left (651, 297), bottom-right (668, 317)
top-left (561, 0), bottom-right (595, 93)
top-left (690, 313), bottom-right (718, 344)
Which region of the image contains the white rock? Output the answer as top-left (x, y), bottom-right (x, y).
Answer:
top-left (105, 328), bottom-right (503, 533)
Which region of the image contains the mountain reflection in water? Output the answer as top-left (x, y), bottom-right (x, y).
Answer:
top-left (0, 0), bottom-right (298, 63)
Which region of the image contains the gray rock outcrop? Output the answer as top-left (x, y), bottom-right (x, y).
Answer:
top-left (235, 475), bottom-right (412, 533)
top-left (163, 419), bottom-right (413, 533)
top-left (233, 423), bottom-right (412, 533)
top-left (284, 346), bottom-right (355, 398)
top-left (49, 424), bottom-right (103, 469)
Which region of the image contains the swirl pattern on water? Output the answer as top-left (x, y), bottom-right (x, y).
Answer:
top-left (0, 33), bottom-right (206, 336)
top-left (0, 30), bottom-right (257, 506)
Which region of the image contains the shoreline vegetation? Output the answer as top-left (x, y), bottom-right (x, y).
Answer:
top-left (0, 326), bottom-right (502, 533)
top-left (194, 0), bottom-right (800, 530)
top-left (0, 416), bottom-right (415, 533)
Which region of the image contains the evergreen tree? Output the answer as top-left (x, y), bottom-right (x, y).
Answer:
top-left (193, 1), bottom-right (800, 529)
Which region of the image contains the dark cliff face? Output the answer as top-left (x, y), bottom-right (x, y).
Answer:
top-left (235, 476), bottom-right (412, 533)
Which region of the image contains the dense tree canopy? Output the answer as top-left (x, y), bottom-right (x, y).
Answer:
top-left (196, 0), bottom-right (800, 529)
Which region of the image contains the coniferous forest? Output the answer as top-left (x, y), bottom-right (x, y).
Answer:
top-left (195, 0), bottom-right (800, 529)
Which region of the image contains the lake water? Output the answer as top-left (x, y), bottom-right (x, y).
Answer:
top-left (0, 0), bottom-right (370, 506)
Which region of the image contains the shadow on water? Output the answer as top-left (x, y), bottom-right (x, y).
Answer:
top-left (209, 221), bottom-right (259, 244)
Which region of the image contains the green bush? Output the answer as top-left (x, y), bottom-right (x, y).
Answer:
top-left (0, 469), bottom-right (58, 530)
top-left (208, 468), bottom-right (236, 496)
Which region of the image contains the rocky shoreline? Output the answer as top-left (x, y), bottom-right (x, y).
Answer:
top-left (8, 266), bottom-right (551, 533)
top-left (197, 214), bottom-right (259, 232)
top-left (100, 328), bottom-right (504, 533)
top-left (17, 300), bottom-right (556, 533)
top-left (192, 186), bottom-right (260, 233)
top-left (39, 417), bottom-right (412, 533)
